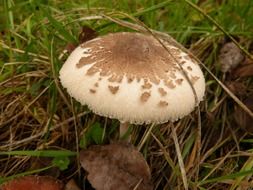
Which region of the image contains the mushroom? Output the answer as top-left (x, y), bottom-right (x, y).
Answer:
top-left (59, 32), bottom-right (205, 136)
top-left (0, 176), bottom-right (63, 190)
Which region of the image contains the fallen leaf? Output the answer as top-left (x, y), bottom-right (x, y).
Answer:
top-left (78, 26), bottom-right (98, 44)
top-left (218, 42), bottom-right (244, 73)
top-left (226, 81), bottom-right (247, 97)
top-left (234, 95), bottom-right (253, 133)
top-left (233, 63), bottom-right (253, 78)
top-left (80, 142), bottom-right (153, 190)
top-left (64, 179), bottom-right (81, 190)
top-left (0, 176), bottom-right (64, 190)
top-left (65, 43), bottom-right (77, 54)
top-left (64, 26), bottom-right (97, 54)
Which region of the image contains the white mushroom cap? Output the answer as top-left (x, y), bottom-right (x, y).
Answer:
top-left (59, 32), bottom-right (205, 124)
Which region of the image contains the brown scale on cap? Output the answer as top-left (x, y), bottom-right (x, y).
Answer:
top-left (142, 82), bottom-right (152, 89)
top-left (89, 89), bottom-right (96, 94)
top-left (136, 77), bottom-right (141, 83)
top-left (116, 76), bottom-right (123, 83)
top-left (183, 54), bottom-right (198, 65)
top-left (187, 66), bottom-right (193, 71)
top-left (158, 87), bottom-right (167, 96)
top-left (190, 75), bottom-right (200, 84)
top-left (142, 79), bottom-right (152, 89)
top-left (127, 77), bottom-right (134, 83)
top-left (171, 48), bottom-right (181, 54)
top-left (94, 82), bottom-right (99, 87)
top-left (180, 60), bottom-right (186, 65)
top-left (108, 85), bottom-right (119, 94)
top-left (140, 92), bottom-right (151, 102)
top-left (175, 78), bottom-right (184, 85)
top-left (188, 53), bottom-right (195, 59)
top-left (108, 74), bottom-right (123, 83)
top-left (85, 65), bottom-right (98, 76)
top-left (100, 68), bottom-right (109, 76)
top-left (76, 32), bottom-right (183, 86)
top-left (168, 72), bottom-right (177, 79)
top-left (165, 80), bottom-right (176, 89)
top-left (183, 55), bottom-right (191, 61)
top-left (158, 101), bottom-right (168, 107)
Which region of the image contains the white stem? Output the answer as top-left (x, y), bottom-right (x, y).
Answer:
top-left (120, 122), bottom-right (130, 141)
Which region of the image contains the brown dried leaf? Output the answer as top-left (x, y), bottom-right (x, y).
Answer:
top-left (233, 63), bottom-right (253, 78)
top-left (78, 26), bottom-right (98, 44)
top-left (64, 179), bottom-right (81, 190)
top-left (0, 176), bottom-right (64, 190)
top-left (64, 26), bottom-right (97, 54)
top-left (234, 95), bottom-right (253, 133)
top-left (65, 43), bottom-right (77, 54)
top-left (80, 142), bottom-right (153, 190)
top-left (226, 81), bottom-right (247, 97)
top-left (218, 42), bottom-right (244, 73)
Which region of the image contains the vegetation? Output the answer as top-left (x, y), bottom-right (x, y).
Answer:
top-left (1, 0), bottom-right (253, 189)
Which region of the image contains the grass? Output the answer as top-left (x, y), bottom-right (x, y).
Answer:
top-left (1, 0), bottom-right (253, 189)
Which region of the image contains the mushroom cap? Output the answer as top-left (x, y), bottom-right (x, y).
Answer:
top-left (59, 32), bottom-right (205, 124)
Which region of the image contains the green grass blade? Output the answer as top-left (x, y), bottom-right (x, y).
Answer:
top-left (199, 169), bottom-right (253, 185)
top-left (0, 165), bottom-right (53, 184)
top-left (0, 150), bottom-right (77, 157)
top-left (230, 157), bottom-right (253, 190)
top-left (43, 9), bottom-right (77, 43)
top-left (133, 0), bottom-right (174, 17)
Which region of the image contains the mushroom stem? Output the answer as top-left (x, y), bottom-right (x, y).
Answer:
top-left (120, 122), bottom-right (130, 141)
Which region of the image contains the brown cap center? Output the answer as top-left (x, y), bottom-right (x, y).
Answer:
top-left (77, 32), bottom-right (182, 84)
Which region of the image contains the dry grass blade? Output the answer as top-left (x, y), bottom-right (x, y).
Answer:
top-left (171, 124), bottom-right (188, 190)
top-left (0, 71), bottom-right (48, 87)
top-left (202, 148), bottom-right (234, 182)
top-left (70, 98), bottom-right (81, 180)
top-left (138, 123), bottom-right (156, 151)
top-left (151, 132), bottom-right (176, 169)
top-left (133, 179), bottom-right (143, 190)
top-left (195, 107), bottom-right (201, 182)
